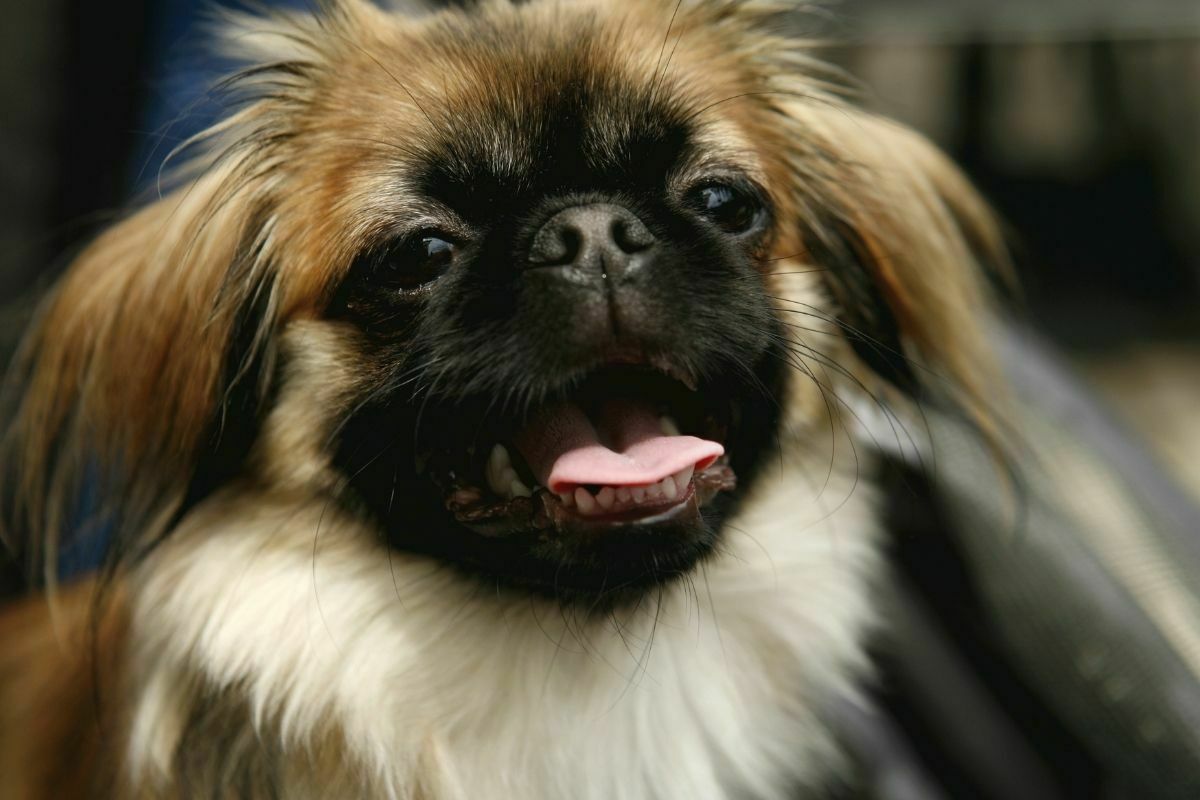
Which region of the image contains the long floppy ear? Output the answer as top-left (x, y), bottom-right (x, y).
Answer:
top-left (0, 2), bottom-right (384, 585)
top-left (0, 164), bottom-right (281, 585)
top-left (781, 100), bottom-right (1011, 443)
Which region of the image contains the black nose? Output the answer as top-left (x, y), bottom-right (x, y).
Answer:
top-left (527, 204), bottom-right (656, 280)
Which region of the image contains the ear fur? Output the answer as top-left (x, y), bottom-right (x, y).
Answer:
top-left (781, 99), bottom-right (1011, 441)
top-left (0, 166), bottom-right (277, 583)
top-left (0, 3), bottom-right (374, 583)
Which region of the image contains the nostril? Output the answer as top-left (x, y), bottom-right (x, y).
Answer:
top-left (612, 216), bottom-right (655, 254)
top-left (529, 223), bottom-right (582, 267)
top-left (558, 228), bottom-right (582, 263)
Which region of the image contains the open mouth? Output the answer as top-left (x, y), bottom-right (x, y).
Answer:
top-left (435, 365), bottom-right (738, 535)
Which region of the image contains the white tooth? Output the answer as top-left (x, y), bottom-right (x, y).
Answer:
top-left (615, 487), bottom-right (632, 504)
top-left (509, 478), bottom-right (532, 498)
top-left (631, 486), bottom-right (647, 503)
top-left (661, 476), bottom-right (677, 500)
top-left (645, 482), bottom-right (661, 500)
top-left (660, 416), bottom-right (681, 437)
top-left (489, 443), bottom-right (511, 471)
top-left (675, 465), bottom-right (694, 488)
top-left (596, 487), bottom-right (616, 509)
top-left (486, 445), bottom-right (513, 496)
top-left (558, 492), bottom-right (575, 508)
top-left (486, 463), bottom-right (507, 496)
top-left (575, 487), bottom-right (597, 514)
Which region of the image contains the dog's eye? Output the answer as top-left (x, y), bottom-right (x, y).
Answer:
top-left (690, 183), bottom-right (764, 235)
top-left (380, 232), bottom-right (457, 290)
top-left (419, 235), bottom-right (455, 271)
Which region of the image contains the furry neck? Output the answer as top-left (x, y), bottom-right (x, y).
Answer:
top-left (126, 450), bottom-right (879, 799)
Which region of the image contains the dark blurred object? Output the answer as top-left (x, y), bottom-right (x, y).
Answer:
top-left (0, 1), bottom-right (153, 306)
top-left (851, 323), bottom-right (1200, 800)
top-left (0, 2), bottom-right (59, 306)
top-left (830, 327), bottom-right (1200, 800)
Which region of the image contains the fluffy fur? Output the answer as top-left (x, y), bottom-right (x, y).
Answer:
top-left (0, 1), bottom-right (1005, 797)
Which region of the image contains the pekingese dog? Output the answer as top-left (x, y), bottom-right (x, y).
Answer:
top-left (0, 0), bottom-right (1006, 797)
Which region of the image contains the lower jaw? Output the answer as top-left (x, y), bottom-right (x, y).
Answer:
top-left (365, 465), bottom-right (737, 605)
top-left (451, 516), bottom-right (726, 605)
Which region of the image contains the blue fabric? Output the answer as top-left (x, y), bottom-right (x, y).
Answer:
top-left (57, 465), bottom-right (114, 580)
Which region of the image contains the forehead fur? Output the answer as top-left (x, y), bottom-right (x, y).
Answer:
top-left (242, 0), bottom-right (800, 311)
top-left (326, 0), bottom-right (773, 156)
top-left (396, 2), bottom-right (760, 184)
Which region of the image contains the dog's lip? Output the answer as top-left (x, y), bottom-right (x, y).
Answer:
top-left (598, 349), bottom-right (699, 391)
top-left (445, 458), bottom-right (736, 537)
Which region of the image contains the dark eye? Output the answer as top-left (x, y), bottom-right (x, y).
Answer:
top-left (691, 183), bottom-right (764, 235)
top-left (378, 232), bottom-right (457, 290)
top-left (419, 235), bottom-right (455, 271)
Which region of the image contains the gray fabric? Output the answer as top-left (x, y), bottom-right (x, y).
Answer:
top-left (831, 695), bottom-right (950, 800)
top-left (875, 581), bottom-right (1061, 800)
top-left (920, 324), bottom-right (1200, 797)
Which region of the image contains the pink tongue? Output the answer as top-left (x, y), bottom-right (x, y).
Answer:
top-left (514, 399), bottom-right (723, 494)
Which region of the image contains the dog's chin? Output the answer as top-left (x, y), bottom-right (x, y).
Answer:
top-left (338, 353), bottom-right (784, 608)
top-left (423, 496), bottom-right (729, 606)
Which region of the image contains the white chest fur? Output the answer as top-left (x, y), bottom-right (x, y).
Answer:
top-left (128, 449), bottom-right (879, 800)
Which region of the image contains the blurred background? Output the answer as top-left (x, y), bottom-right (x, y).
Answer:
top-left (0, 0), bottom-right (1197, 796)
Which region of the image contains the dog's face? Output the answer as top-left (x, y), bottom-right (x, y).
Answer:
top-left (3, 0), bottom-right (1003, 606)
top-left (314, 3), bottom-right (794, 599)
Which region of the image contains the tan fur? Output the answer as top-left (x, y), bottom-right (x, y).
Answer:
top-left (785, 105), bottom-right (1010, 441)
top-left (0, 1), bottom-right (1007, 797)
top-left (0, 580), bottom-right (128, 798)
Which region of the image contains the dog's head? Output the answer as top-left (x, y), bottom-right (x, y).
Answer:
top-left (1, 0), bottom-right (1004, 604)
